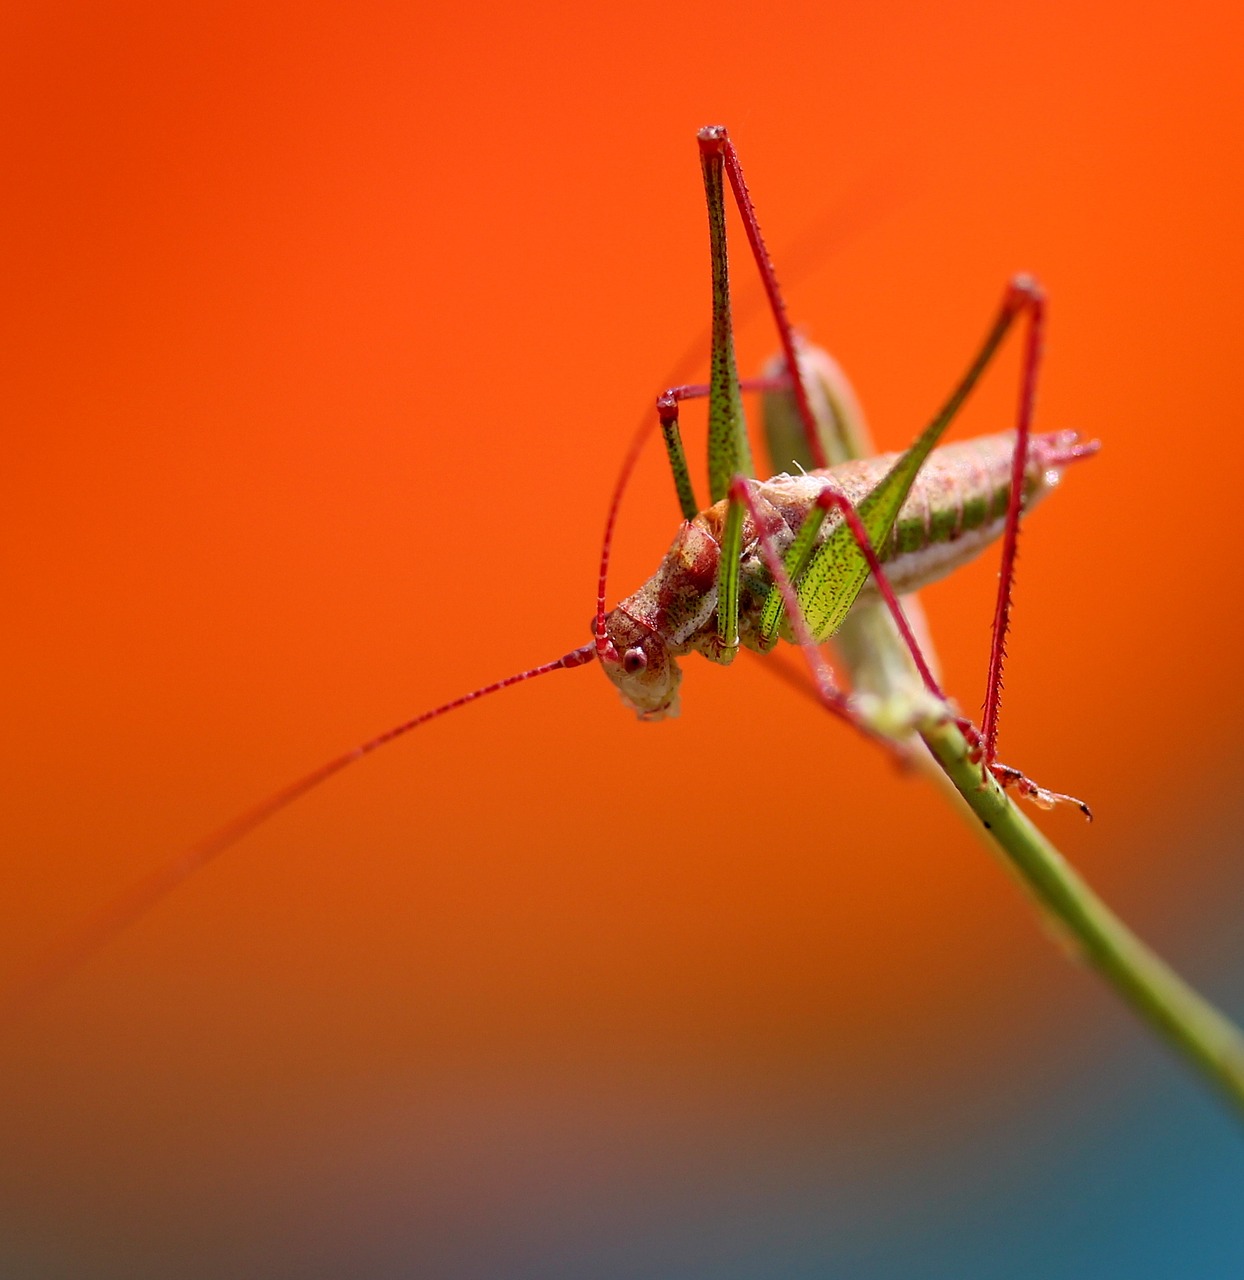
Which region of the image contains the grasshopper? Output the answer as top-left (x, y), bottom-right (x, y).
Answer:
top-left (2, 125), bottom-right (1097, 1014)
top-left (596, 128), bottom-right (1095, 792)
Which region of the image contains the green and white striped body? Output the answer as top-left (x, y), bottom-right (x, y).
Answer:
top-left (727, 431), bottom-right (1063, 651)
top-left (769, 430), bottom-right (1048, 595)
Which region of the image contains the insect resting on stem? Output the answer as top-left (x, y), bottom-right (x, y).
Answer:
top-left (11, 123), bottom-right (1244, 1123)
top-left (0, 124), bottom-right (1155, 1053)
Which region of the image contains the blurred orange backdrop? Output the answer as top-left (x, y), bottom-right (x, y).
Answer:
top-left (2, 0), bottom-right (1243, 1273)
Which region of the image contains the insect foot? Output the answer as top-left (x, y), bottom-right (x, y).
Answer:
top-left (705, 634), bottom-right (740, 666)
top-left (991, 762), bottom-right (1094, 822)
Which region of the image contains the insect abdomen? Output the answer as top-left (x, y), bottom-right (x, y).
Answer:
top-left (746, 433), bottom-right (1060, 605)
top-left (865, 432), bottom-right (1054, 595)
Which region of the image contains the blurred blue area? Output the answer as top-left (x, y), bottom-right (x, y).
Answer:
top-left (646, 1066), bottom-right (1244, 1280)
top-left (304, 973), bottom-right (1244, 1280)
top-left (2, 935), bottom-right (1241, 1280)
top-left (238, 1001), bottom-right (1243, 1280)
top-left (462, 1051), bottom-right (1244, 1280)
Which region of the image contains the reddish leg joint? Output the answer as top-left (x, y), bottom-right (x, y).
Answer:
top-left (656, 374), bottom-right (790, 423)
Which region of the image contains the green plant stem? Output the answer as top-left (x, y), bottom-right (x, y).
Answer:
top-left (921, 716), bottom-right (1244, 1116)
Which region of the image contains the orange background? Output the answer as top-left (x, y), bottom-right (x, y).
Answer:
top-left (2, 1), bottom-right (1243, 1273)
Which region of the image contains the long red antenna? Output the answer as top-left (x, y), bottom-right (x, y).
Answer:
top-left (1, 643), bottom-right (596, 1020)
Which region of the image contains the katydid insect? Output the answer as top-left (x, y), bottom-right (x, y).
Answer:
top-left (2, 125), bottom-right (1098, 1015)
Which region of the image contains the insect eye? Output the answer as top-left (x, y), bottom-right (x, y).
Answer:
top-left (622, 647), bottom-right (647, 675)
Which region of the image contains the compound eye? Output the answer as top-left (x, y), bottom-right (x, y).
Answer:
top-left (622, 646), bottom-right (647, 675)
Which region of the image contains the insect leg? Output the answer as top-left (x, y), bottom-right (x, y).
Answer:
top-left (713, 476), bottom-right (748, 663)
top-left (698, 125), bottom-right (829, 472)
top-left (716, 470), bottom-right (940, 727)
top-left (980, 280), bottom-right (1044, 766)
top-left (726, 477), bottom-right (907, 759)
top-left (729, 477), bottom-right (1089, 809)
top-left (948, 283), bottom-right (1093, 814)
top-left (656, 376), bottom-right (789, 521)
top-left (769, 484), bottom-right (943, 696)
top-left (699, 131), bottom-right (754, 502)
top-left (761, 342), bottom-right (944, 705)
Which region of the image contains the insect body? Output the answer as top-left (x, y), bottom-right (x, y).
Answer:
top-left (589, 126), bottom-right (1096, 794)
top-left (600, 430), bottom-right (1088, 720)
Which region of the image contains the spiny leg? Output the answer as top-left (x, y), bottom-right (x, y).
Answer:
top-left (980, 277), bottom-right (1041, 767)
top-left (594, 124), bottom-right (805, 643)
top-left (597, 124), bottom-right (852, 651)
top-left (754, 276), bottom-right (1090, 816)
top-left (957, 281), bottom-right (1092, 815)
top-left (697, 125), bottom-right (829, 472)
top-left (699, 132), bottom-right (755, 501)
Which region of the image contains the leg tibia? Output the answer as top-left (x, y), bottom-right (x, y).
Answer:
top-left (656, 376), bottom-right (791, 522)
top-left (698, 126), bottom-right (829, 471)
